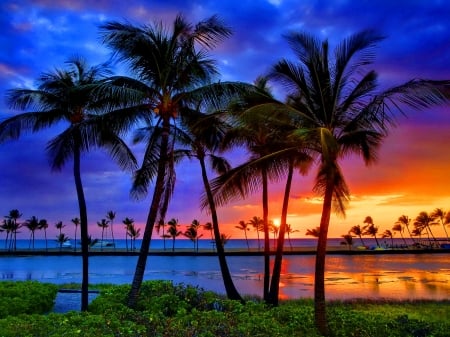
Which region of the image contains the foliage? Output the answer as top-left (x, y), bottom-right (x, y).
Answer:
top-left (0, 281), bottom-right (448, 336)
top-left (0, 281), bottom-right (58, 317)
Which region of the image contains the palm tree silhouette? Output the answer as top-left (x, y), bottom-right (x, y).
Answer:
top-left (184, 220), bottom-right (203, 252)
top-left (248, 216), bottom-right (264, 250)
top-left (122, 217), bottom-right (135, 251)
top-left (165, 218), bottom-right (181, 252)
top-left (71, 217), bottom-right (80, 252)
top-left (392, 223), bottom-right (408, 247)
top-left (430, 208), bottom-right (450, 241)
top-left (382, 229), bottom-right (394, 248)
top-left (286, 224), bottom-right (299, 251)
top-left (266, 29), bottom-right (448, 334)
top-left (349, 225), bottom-right (366, 247)
top-left (25, 216), bottom-right (40, 249)
top-left (235, 221), bottom-right (250, 250)
top-left (97, 218), bottom-right (110, 251)
top-left (5, 209), bottom-right (22, 251)
top-left (306, 227), bottom-right (321, 238)
top-left (127, 222), bottom-right (141, 251)
top-left (363, 216), bottom-right (380, 247)
top-left (396, 215), bottom-right (415, 245)
top-left (38, 219), bottom-right (49, 251)
top-left (202, 222), bottom-right (215, 250)
top-left (414, 211), bottom-right (438, 247)
top-left (106, 211), bottom-right (116, 249)
top-left (100, 14), bottom-right (247, 308)
top-left (0, 58), bottom-right (137, 310)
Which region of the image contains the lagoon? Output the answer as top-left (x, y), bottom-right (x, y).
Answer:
top-left (1, 239), bottom-right (448, 300)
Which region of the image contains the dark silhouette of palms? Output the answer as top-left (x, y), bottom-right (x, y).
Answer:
top-left (71, 217), bottom-right (80, 252)
top-left (106, 211), bottom-right (116, 249)
top-left (25, 216), bottom-right (40, 249)
top-left (349, 225), bottom-right (366, 247)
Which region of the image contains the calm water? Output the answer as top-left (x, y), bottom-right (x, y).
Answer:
top-left (1, 239), bottom-right (449, 300)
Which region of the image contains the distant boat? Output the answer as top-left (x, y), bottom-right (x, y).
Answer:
top-left (61, 241), bottom-right (72, 248)
top-left (90, 240), bottom-right (115, 248)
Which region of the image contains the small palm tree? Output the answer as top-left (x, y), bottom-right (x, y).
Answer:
top-left (56, 233), bottom-right (70, 251)
top-left (38, 219), bottom-right (49, 251)
top-left (341, 234), bottom-right (353, 250)
top-left (202, 222), bottom-right (215, 250)
top-left (97, 219), bottom-right (110, 251)
top-left (106, 211), bottom-right (116, 249)
top-left (414, 211), bottom-right (438, 247)
top-left (381, 229), bottom-right (394, 248)
top-left (25, 216), bottom-right (40, 249)
top-left (430, 208), bottom-right (450, 241)
top-left (127, 223), bottom-right (141, 251)
top-left (220, 233), bottom-right (231, 247)
top-left (122, 217), bottom-right (134, 251)
top-left (305, 227), bottom-right (320, 238)
top-left (184, 220), bottom-right (203, 252)
top-left (55, 221), bottom-right (65, 237)
top-left (396, 215), bottom-right (415, 245)
top-left (363, 216), bottom-right (380, 247)
top-left (71, 217), bottom-right (80, 252)
top-left (235, 220), bottom-right (250, 250)
top-left (286, 224), bottom-right (299, 251)
top-left (349, 225), bottom-right (366, 247)
top-left (5, 209), bottom-right (22, 251)
top-left (248, 216), bottom-right (264, 250)
top-left (155, 219), bottom-right (167, 251)
top-left (165, 218), bottom-right (181, 252)
top-left (392, 223), bottom-right (408, 247)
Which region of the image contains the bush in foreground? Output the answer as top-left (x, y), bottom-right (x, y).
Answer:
top-left (0, 280), bottom-right (448, 336)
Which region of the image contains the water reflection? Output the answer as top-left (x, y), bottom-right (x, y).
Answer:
top-left (0, 254), bottom-right (448, 300)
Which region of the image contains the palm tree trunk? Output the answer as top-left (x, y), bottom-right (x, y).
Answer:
top-left (268, 160), bottom-right (293, 305)
top-left (127, 119), bottom-right (170, 309)
top-left (73, 141), bottom-right (89, 312)
top-left (200, 158), bottom-right (242, 301)
top-left (315, 178), bottom-right (334, 336)
top-left (262, 169), bottom-right (270, 302)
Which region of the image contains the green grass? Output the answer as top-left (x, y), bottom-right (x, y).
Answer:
top-left (0, 281), bottom-right (448, 337)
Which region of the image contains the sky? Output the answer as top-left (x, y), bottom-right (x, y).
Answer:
top-left (0, 0), bottom-right (450, 240)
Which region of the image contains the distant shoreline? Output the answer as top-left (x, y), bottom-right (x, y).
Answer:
top-left (1, 246), bottom-right (449, 256)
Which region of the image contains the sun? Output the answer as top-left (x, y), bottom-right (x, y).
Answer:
top-left (273, 218), bottom-right (280, 227)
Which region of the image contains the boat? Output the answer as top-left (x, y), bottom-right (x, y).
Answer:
top-left (90, 240), bottom-right (115, 248)
top-left (61, 241), bottom-right (72, 249)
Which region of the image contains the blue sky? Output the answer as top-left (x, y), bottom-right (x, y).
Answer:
top-left (1, 0), bottom-right (449, 239)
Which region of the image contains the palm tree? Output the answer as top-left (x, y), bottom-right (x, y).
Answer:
top-left (202, 222), bottom-right (215, 250)
top-left (100, 14), bottom-right (247, 308)
top-left (220, 233), bottom-right (231, 247)
top-left (267, 30), bottom-right (448, 334)
top-left (0, 57), bottom-right (137, 310)
top-left (155, 219), bottom-right (167, 251)
top-left (430, 208), bottom-right (450, 241)
top-left (414, 211), bottom-right (438, 247)
top-left (122, 217), bottom-right (134, 251)
top-left (25, 216), bottom-right (40, 249)
top-left (127, 223), bottom-right (141, 251)
top-left (5, 209), bottom-right (22, 251)
top-left (235, 220), bottom-right (250, 250)
top-left (56, 233), bottom-right (70, 251)
top-left (71, 217), bottom-right (80, 252)
top-left (248, 216), bottom-right (264, 250)
top-left (341, 234), bottom-right (353, 250)
top-left (106, 211), bottom-right (116, 249)
top-left (349, 225), bottom-right (366, 247)
top-left (392, 223), bottom-right (408, 247)
top-left (38, 219), bottom-right (49, 251)
top-left (184, 220), bottom-right (203, 252)
top-left (165, 218), bottom-right (181, 252)
top-left (305, 227), bottom-right (320, 238)
top-left (286, 224), bottom-right (299, 250)
top-left (1, 219), bottom-right (13, 250)
top-left (55, 221), bottom-right (65, 236)
top-left (97, 218), bottom-right (110, 250)
top-left (362, 216), bottom-right (380, 247)
top-left (396, 215), bottom-right (415, 245)
top-left (381, 229), bottom-right (394, 248)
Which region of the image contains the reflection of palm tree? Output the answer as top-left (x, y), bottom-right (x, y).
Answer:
top-left (430, 208), bottom-right (450, 241)
top-left (267, 29), bottom-right (447, 334)
top-left (349, 225), bottom-right (366, 246)
top-left (0, 58), bottom-right (136, 311)
top-left (97, 219), bottom-right (110, 251)
top-left (235, 221), bottom-right (250, 250)
top-left (165, 218), bottom-right (181, 252)
top-left (25, 216), bottom-right (40, 249)
top-left (106, 211), bottom-right (116, 249)
top-left (100, 14), bottom-right (241, 308)
top-left (38, 219), bottom-right (49, 251)
top-left (71, 217), bottom-right (80, 252)
top-left (363, 216), bottom-right (380, 247)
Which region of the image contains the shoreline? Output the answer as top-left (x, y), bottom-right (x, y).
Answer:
top-left (1, 246), bottom-right (449, 256)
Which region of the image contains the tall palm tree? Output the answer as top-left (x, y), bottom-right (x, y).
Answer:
top-left (55, 221), bottom-right (66, 250)
top-left (267, 30), bottom-right (449, 334)
top-left (235, 220), bottom-right (250, 250)
top-left (184, 220), bottom-right (203, 252)
top-left (430, 208), bottom-right (450, 240)
top-left (202, 222), bottom-right (215, 250)
top-left (106, 210), bottom-right (116, 248)
top-left (127, 222), bottom-right (141, 251)
top-left (99, 14), bottom-right (246, 308)
top-left (25, 216), bottom-right (40, 249)
top-left (71, 217), bottom-right (80, 252)
top-left (0, 57), bottom-right (137, 311)
top-left (5, 209), bottom-right (22, 251)
top-left (38, 219), bottom-right (49, 251)
top-left (349, 225), bottom-right (366, 246)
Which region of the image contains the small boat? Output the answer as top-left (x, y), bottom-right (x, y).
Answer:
top-left (61, 241), bottom-right (72, 248)
top-left (90, 240), bottom-right (115, 248)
